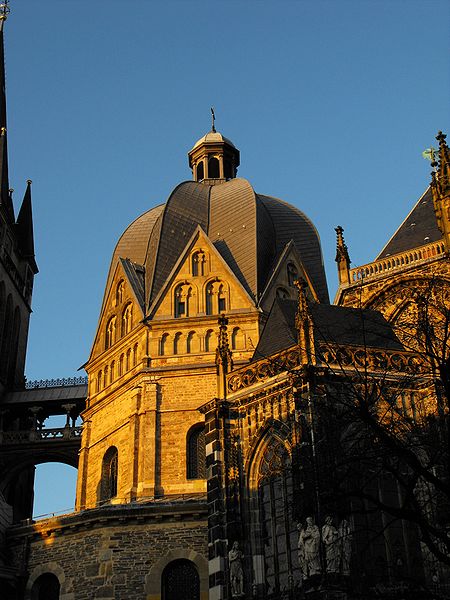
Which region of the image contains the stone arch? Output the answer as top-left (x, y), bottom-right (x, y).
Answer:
top-left (246, 419), bottom-right (293, 489)
top-left (145, 549), bottom-right (208, 600)
top-left (25, 561), bottom-right (70, 600)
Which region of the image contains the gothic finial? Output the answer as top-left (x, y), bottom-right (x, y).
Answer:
top-left (293, 278), bottom-right (315, 366)
top-left (216, 314), bottom-right (233, 398)
top-left (335, 226), bottom-right (351, 285)
top-left (431, 131), bottom-right (450, 252)
top-left (211, 107), bottom-right (216, 133)
top-left (0, 1), bottom-right (9, 22)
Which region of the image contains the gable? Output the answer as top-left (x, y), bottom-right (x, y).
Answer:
top-left (258, 241), bottom-right (319, 313)
top-left (149, 227), bottom-right (257, 321)
top-left (89, 261), bottom-right (144, 362)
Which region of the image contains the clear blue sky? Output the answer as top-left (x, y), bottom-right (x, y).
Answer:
top-left (4, 1), bottom-right (449, 515)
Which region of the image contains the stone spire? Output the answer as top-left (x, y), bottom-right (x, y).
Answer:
top-left (335, 226), bottom-right (351, 285)
top-left (215, 314), bottom-right (233, 399)
top-left (0, 2), bottom-right (13, 223)
top-left (431, 131), bottom-right (450, 252)
top-left (16, 180), bottom-right (37, 273)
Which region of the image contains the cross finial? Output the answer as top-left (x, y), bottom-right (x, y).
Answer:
top-left (0, 0), bottom-right (9, 21)
top-left (211, 107), bottom-right (216, 133)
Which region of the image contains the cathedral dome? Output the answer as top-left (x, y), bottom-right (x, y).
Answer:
top-left (103, 173), bottom-right (329, 312)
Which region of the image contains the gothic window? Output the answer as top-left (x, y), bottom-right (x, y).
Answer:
top-left (116, 280), bottom-right (125, 306)
top-left (257, 438), bottom-right (298, 594)
top-left (160, 333), bottom-right (169, 356)
top-left (105, 316), bottom-right (116, 349)
top-left (174, 332), bottom-right (182, 355)
top-left (287, 263), bottom-right (298, 287)
top-left (231, 327), bottom-right (244, 350)
top-left (31, 573), bottom-right (60, 600)
top-left (197, 160), bottom-right (204, 181)
top-left (101, 446), bottom-right (118, 502)
top-left (121, 303), bottom-right (133, 336)
top-left (205, 329), bottom-right (215, 352)
top-left (0, 294), bottom-right (13, 379)
top-left (208, 156), bottom-right (220, 178)
top-left (162, 559), bottom-right (200, 600)
top-left (187, 424), bottom-right (206, 479)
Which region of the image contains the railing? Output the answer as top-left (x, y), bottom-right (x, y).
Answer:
top-left (349, 239), bottom-right (446, 284)
top-left (0, 426), bottom-right (82, 444)
top-left (25, 376), bottom-right (88, 390)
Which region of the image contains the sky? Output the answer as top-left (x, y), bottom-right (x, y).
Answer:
top-left (3, 0), bottom-right (449, 516)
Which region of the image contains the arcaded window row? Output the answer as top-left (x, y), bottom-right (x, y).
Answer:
top-left (159, 326), bottom-right (245, 356)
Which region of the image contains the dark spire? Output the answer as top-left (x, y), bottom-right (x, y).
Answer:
top-left (16, 180), bottom-right (38, 272)
top-left (335, 226), bottom-right (351, 285)
top-left (0, 3), bottom-right (13, 223)
top-left (431, 131), bottom-right (450, 252)
top-left (215, 314), bottom-right (233, 398)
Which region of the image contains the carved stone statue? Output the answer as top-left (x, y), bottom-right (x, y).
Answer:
top-left (322, 515), bottom-right (340, 573)
top-left (297, 523), bottom-right (308, 581)
top-left (228, 541), bottom-right (245, 597)
top-left (338, 519), bottom-right (352, 576)
top-left (299, 517), bottom-right (321, 577)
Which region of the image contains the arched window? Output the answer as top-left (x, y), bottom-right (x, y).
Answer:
top-left (116, 280), bottom-right (125, 306)
top-left (205, 329), bottom-right (215, 352)
top-left (97, 370), bottom-right (102, 393)
top-left (186, 331), bottom-right (199, 354)
top-left (133, 343), bottom-right (138, 366)
top-left (126, 348), bottom-right (131, 371)
top-left (104, 365), bottom-right (109, 388)
top-left (110, 361), bottom-right (115, 383)
top-left (105, 316), bottom-right (116, 349)
top-left (31, 572), bottom-right (60, 600)
top-left (192, 251), bottom-right (206, 277)
top-left (197, 160), bottom-right (204, 181)
top-left (174, 284), bottom-right (191, 318)
top-left (206, 280), bottom-right (226, 315)
top-left (174, 332), bottom-right (182, 355)
top-left (187, 424), bottom-right (206, 479)
top-left (208, 156), bottom-right (220, 178)
top-left (162, 559), bottom-right (200, 600)
top-left (257, 438), bottom-right (297, 593)
top-left (287, 262), bottom-right (298, 287)
top-left (160, 333), bottom-right (169, 356)
top-left (0, 294), bottom-right (13, 378)
top-left (231, 327), bottom-right (244, 350)
top-left (121, 303), bottom-right (133, 336)
top-left (101, 446), bottom-right (118, 502)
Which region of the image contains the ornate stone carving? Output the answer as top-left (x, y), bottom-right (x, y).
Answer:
top-left (228, 541), bottom-right (245, 597)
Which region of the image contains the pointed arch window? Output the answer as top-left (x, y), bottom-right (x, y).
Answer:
top-left (101, 446), bottom-right (118, 502)
top-left (287, 263), bottom-right (298, 287)
top-left (121, 303), bottom-right (133, 336)
top-left (187, 424), bottom-right (206, 479)
top-left (105, 316), bottom-right (116, 349)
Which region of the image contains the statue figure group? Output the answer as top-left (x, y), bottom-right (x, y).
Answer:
top-left (297, 515), bottom-right (352, 581)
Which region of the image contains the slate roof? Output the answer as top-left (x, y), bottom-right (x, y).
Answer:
top-left (102, 178), bottom-right (329, 316)
top-left (253, 298), bottom-right (403, 361)
top-left (377, 187), bottom-right (441, 259)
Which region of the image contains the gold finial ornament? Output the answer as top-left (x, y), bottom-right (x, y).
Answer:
top-left (0, 0), bottom-right (10, 21)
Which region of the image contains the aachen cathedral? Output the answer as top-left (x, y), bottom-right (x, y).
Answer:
top-left (0, 6), bottom-right (450, 600)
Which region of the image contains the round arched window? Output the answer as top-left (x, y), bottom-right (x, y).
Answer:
top-left (162, 559), bottom-right (200, 600)
top-left (31, 573), bottom-right (60, 600)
